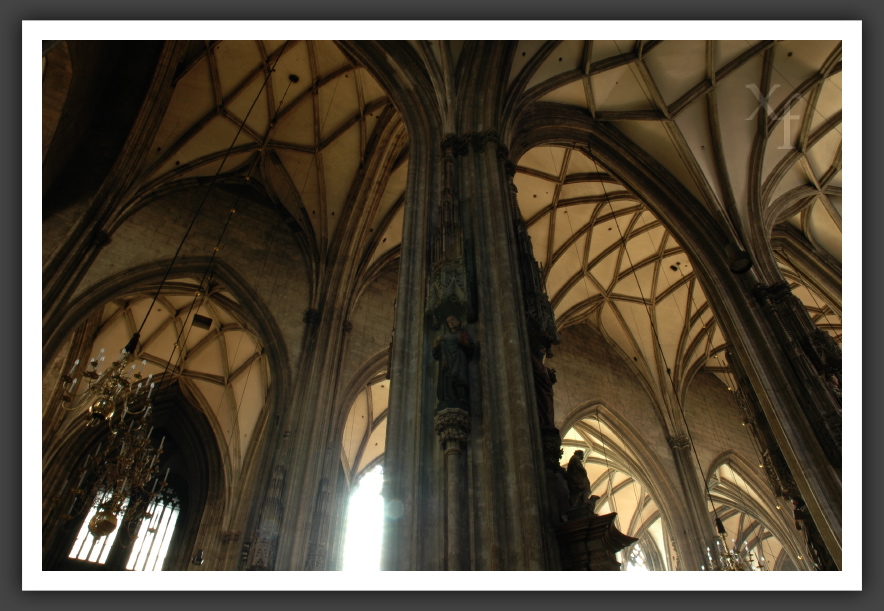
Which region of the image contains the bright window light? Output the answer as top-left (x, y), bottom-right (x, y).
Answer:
top-left (126, 497), bottom-right (180, 571)
top-left (67, 491), bottom-right (179, 571)
top-left (342, 465), bottom-right (384, 571)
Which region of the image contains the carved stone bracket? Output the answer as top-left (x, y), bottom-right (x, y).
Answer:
top-left (440, 130), bottom-right (507, 158)
top-left (434, 407), bottom-right (471, 454)
top-left (555, 512), bottom-right (638, 570)
top-left (667, 434), bottom-right (691, 450)
top-left (303, 308), bottom-right (321, 325)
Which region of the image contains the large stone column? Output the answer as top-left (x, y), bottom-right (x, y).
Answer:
top-left (752, 281), bottom-right (842, 469)
top-left (434, 408), bottom-right (471, 570)
top-left (667, 434), bottom-right (720, 571)
top-left (727, 347), bottom-right (838, 570)
top-left (381, 134), bottom-right (560, 569)
top-left (346, 41), bottom-right (561, 570)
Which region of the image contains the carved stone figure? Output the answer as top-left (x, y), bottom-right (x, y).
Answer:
top-left (566, 450), bottom-right (591, 508)
top-left (531, 345), bottom-right (557, 428)
top-left (432, 316), bottom-right (474, 407)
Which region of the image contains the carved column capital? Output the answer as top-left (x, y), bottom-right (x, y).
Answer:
top-left (441, 134), bottom-right (469, 158)
top-left (752, 280), bottom-right (792, 304)
top-left (303, 308), bottom-right (321, 325)
top-left (667, 434), bottom-right (691, 450)
top-left (434, 407), bottom-right (471, 454)
top-left (466, 129), bottom-right (503, 153)
top-left (91, 229), bottom-right (111, 248)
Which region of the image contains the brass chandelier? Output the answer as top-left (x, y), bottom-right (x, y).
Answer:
top-left (51, 46), bottom-right (285, 542)
top-left (711, 517), bottom-right (755, 571)
top-left (54, 328), bottom-right (168, 537)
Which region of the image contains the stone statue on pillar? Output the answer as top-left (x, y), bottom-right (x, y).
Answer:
top-left (530, 344), bottom-right (557, 428)
top-left (556, 450), bottom-right (636, 570)
top-left (566, 450), bottom-right (592, 509)
top-left (432, 315), bottom-right (474, 409)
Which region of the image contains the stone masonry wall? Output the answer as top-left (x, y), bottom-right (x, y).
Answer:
top-left (551, 322), bottom-right (759, 496)
top-left (74, 186), bottom-right (312, 367)
top-left (338, 265), bottom-right (399, 394)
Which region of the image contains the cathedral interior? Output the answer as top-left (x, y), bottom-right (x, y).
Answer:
top-left (37, 33), bottom-right (850, 584)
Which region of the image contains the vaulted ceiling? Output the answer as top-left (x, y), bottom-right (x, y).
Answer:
top-left (60, 40), bottom-right (842, 481)
top-left (130, 40), bottom-right (409, 273)
top-left (507, 40), bottom-right (842, 399)
top-left (84, 277), bottom-right (268, 478)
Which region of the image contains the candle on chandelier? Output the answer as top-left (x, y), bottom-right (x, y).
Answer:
top-left (67, 358), bottom-right (80, 377)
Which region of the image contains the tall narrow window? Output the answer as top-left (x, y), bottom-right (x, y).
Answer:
top-left (125, 493), bottom-right (180, 571)
top-left (67, 488), bottom-right (180, 571)
top-left (68, 493), bottom-right (129, 565)
top-left (341, 464), bottom-right (384, 571)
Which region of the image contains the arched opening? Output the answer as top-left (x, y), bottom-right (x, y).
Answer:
top-left (339, 377), bottom-right (389, 571)
top-left (43, 383), bottom-right (223, 571)
top-left (706, 459), bottom-right (804, 571)
top-left (42, 271), bottom-right (273, 570)
top-left (340, 464), bottom-right (385, 571)
top-left (561, 413), bottom-right (676, 571)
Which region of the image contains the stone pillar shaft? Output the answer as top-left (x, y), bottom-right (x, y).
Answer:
top-left (667, 435), bottom-right (719, 570)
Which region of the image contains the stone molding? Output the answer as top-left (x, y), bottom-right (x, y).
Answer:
top-left (434, 407), bottom-right (471, 453)
top-left (440, 130), bottom-right (509, 158)
top-left (303, 308), bottom-right (321, 325)
top-left (667, 434), bottom-right (691, 450)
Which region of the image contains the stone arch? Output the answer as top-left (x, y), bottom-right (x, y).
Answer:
top-left (705, 450), bottom-right (807, 570)
top-left (41, 380), bottom-right (224, 571)
top-left (41, 257), bottom-right (293, 568)
top-left (42, 257), bottom-right (291, 394)
top-left (560, 400), bottom-right (695, 571)
top-left (335, 351), bottom-right (390, 486)
top-left (507, 103), bottom-right (842, 563)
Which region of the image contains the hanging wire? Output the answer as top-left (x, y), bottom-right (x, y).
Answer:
top-left (165, 51), bottom-right (306, 471)
top-left (123, 43), bottom-right (287, 360)
top-left (593, 406), bottom-right (619, 520)
top-left (138, 43), bottom-right (286, 409)
top-left (586, 140), bottom-right (727, 536)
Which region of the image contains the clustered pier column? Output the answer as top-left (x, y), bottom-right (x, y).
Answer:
top-left (433, 408), bottom-right (471, 570)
